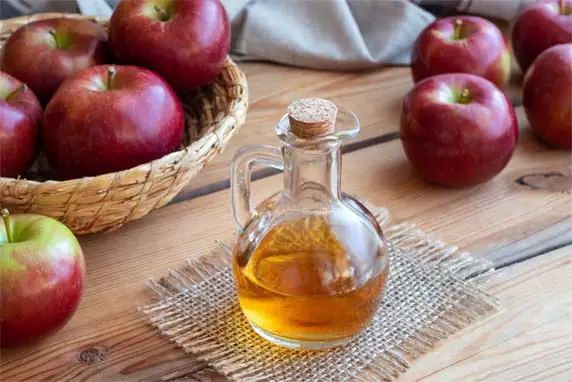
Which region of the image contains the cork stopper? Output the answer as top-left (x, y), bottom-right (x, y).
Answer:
top-left (287, 98), bottom-right (337, 139)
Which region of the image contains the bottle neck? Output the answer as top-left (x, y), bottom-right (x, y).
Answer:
top-left (282, 142), bottom-right (341, 204)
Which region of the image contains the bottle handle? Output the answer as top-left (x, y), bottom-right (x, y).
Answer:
top-left (230, 145), bottom-right (283, 232)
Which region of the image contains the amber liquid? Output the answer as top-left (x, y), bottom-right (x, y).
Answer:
top-left (234, 215), bottom-right (388, 345)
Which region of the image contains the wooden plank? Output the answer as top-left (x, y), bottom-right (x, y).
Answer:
top-left (1, 117), bottom-right (568, 381)
top-left (474, 216), bottom-right (572, 268)
top-left (401, 245), bottom-right (572, 382)
top-left (177, 60), bottom-right (524, 198)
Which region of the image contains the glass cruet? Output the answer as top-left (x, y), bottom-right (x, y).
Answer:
top-left (230, 98), bottom-right (390, 350)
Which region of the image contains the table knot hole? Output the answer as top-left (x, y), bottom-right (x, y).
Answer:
top-left (79, 346), bottom-right (107, 365)
top-left (515, 172), bottom-right (571, 193)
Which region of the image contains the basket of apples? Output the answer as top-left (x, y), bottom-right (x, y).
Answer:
top-left (0, 0), bottom-right (248, 234)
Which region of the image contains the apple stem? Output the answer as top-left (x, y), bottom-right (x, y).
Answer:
top-left (561, 0), bottom-right (569, 14)
top-left (6, 84), bottom-right (27, 101)
top-left (49, 30), bottom-right (60, 49)
top-left (454, 18), bottom-right (463, 40)
top-left (1, 208), bottom-right (13, 243)
top-left (107, 66), bottom-right (116, 90)
top-left (154, 5), bottom-right (169, 21)
top-left (459, 89), bottom-right (470, 104)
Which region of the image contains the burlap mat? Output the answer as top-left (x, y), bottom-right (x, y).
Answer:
top-left (141, 202), bottom-right (500, 381)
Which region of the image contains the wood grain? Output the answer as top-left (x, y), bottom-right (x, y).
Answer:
top-left (474, 216), bottom-right (572, 268)
top-left (1, 110), bottom-right (569, 381)
top-left (402, 245), bottom-right (572, 382)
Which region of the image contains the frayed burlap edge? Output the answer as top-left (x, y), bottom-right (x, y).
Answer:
top-left (141, 203), bottom-right (500, 381)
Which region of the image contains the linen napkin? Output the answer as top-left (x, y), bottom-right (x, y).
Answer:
top-left (1, 0), bottom-right (534, 69)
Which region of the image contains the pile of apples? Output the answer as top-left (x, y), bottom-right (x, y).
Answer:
top-left (400, 0), bottom-right (572, 187)
top-left (0, 0), bottom-right (230, 180)
top-left (0, 0), bottom-right (230, 348)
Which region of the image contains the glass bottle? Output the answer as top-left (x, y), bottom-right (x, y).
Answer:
top-left (231, 98), bottom-right (389, 350)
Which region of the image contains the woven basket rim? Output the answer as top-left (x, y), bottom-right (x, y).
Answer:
top-left (0, 13), bottom-right (244, 186)
top-left (0, 12), bottom-right (106, 24)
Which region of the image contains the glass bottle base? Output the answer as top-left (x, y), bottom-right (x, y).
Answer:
top-left (248, 320), bottom-right (353, 350)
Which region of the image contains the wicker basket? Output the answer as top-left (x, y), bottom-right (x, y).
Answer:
top-left (0, 13), bottom-right (248, 234)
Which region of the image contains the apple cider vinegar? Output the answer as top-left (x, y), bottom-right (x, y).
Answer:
top-left (231, 98), bottom-right (390, 349)
top-left (233, 214), bottom-right (388, 346)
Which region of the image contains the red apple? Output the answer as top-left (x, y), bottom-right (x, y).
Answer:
top-left (512, 0), bottom-right (572, 73)
top-left (400, 73), bottom-right (518, 187)
top-left (42, 65), bottom-right (184, 179)
top-left (523, 44), bottom-right (572, 149)
top-left (109, 0), bottom-right (230, 92)
top-left (0, 71), bottom-right (42, 178)
top-left (411, 16), bottom-right (511, 88)
top-left (1, 18), bottom-right (110, 104)
top-left (1, 209), bottom-right (85, 347)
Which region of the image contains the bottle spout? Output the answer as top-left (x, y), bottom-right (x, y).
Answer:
top-left (276, 98), bottom-right (360, 146)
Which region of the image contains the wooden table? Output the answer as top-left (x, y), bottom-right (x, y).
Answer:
top-left (1, 62), bottom-right (571, 381)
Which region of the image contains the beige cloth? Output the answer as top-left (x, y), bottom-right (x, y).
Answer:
top-left (2, 0), bottom-right (534, 69)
